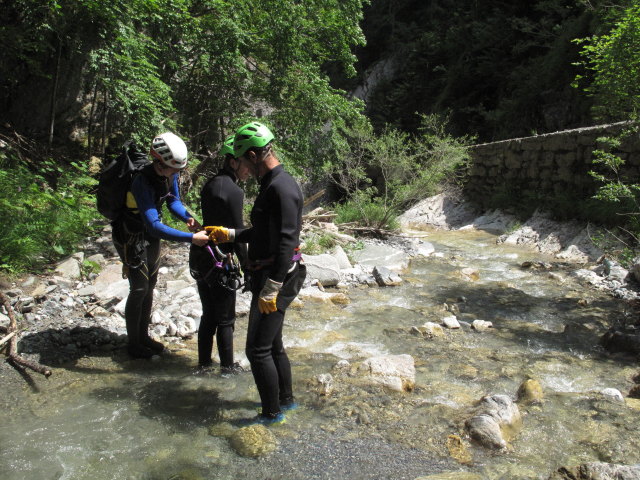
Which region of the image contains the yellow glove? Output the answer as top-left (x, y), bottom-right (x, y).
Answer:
top-left (204, 226), bottom-right (235, 243)
top-left (258, 278), bottom-right (283, 314)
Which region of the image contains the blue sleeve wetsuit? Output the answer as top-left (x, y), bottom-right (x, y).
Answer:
top-left (130, 172), bottom-right (194, 242)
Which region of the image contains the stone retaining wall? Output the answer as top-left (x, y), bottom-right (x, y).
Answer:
top-left (463, 122), bottom-right (640, 215)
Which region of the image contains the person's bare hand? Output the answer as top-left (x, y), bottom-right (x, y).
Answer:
top-left (191, 230), bottom-right (209, 246)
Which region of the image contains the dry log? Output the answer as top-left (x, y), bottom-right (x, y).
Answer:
top-left (1, 291), bottom-right (52, 378)
top-left (0, 331), bottom-right (16, 347)
top-left (303, 189), bottom-right (325, 207)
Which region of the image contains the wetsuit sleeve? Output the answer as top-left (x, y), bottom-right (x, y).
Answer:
top-left (166, 174), bottom-right (192, 222)
top-left (268, 184), bottom-right (301, 282)
top-left (228, 187), bottom-right (248, 268)
top-left (131, 175), bottom-right (193, 242)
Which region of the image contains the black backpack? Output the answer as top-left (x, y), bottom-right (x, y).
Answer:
top-left (96, 140), bottom-right (150, 221)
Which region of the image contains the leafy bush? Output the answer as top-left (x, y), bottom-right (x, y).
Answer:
top-left (0, 153), bottom-right (99, 273)
top-left (330, 114), bottom-right (472, 230)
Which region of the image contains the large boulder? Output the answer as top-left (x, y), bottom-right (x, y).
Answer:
top-left (302, 253), bottom-right (341, 287)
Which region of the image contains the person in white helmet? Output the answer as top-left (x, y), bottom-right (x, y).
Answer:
top-left (112, 132), bottom-right (209, 359)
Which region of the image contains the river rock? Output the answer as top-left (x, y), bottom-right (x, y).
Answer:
top-left (331, 245), bottom-right (352, 269)
top-left (547, 462), bottom-right (640, 480)
top-left (601, 328), bottom-right (640, 355)
top-left (373, 265), bottom-right (402, 286)
top-left (351, 243), bottom-right (409, 272)
top-left (410, 239), bottom-right (436, 257)
top-left (603, 258), bottom-right (629, 283)
top-left (413, 322), bottom-right (445, 338)
top-left (358, 354), bottom-right (415, 392)
top-left (297, 286), bottom-right (350, 305)
top-left (229, 425), bottom-right (278, 457)
top-left (445, 434), bottom-right (472, 465)
top-left (312, 373), bottom-right (334, 396)
top-left (517, 379), bottom-right (544, 405)
top-left (600, 388), bottom-right (625, 403)
top-left (397, 192), bottom-right (478, 230)
top-left (465, 394), bottom-right (521, 450)
top-left (302, 253), bottom-right (341, 287)
top-left (442, 315), bottom-right (461, 329)
top-left (54, 257), bottom-right (81, 279)
top-left (472, 320), bottom-right (493, 331)
top-left (93, 263), bottom-right (129, 301)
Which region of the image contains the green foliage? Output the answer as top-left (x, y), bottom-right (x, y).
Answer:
top-left (331, 114), bottom-right (472, 230)
top-left (357, 0), bottom-right (597, 141)
top-left (573, 1), bottom-right (640, 120)
top-left (302, 232), bottom-right (338, 256)
top-left (0, 152), bottom-right (99, 273)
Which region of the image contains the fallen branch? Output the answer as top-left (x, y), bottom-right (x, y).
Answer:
top-left (0, 331), bottom-right (16, 347)
top-left (1, 291), bottom-right (52, 378)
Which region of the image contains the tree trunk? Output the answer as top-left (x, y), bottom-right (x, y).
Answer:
top-left (48, 35), bottom-right (62, 150)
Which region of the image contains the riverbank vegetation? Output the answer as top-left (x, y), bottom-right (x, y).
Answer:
top-left (1, 0), bottom-right (639, 273)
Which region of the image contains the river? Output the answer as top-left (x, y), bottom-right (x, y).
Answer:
top-left (1, 229), bottom-right (639, 479)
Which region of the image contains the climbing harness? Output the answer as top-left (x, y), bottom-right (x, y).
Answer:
top-left (190, 243), bottom-right (245, 291)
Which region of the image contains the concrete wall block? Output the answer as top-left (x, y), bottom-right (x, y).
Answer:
top-left (555, 151), bottom-right (577, 168)
top-left (521, 138), bottom-right (542, 151)
top-left (556, 167), bottom-right (574, 182)
top-left (504, 152), bottom-right (522, 169)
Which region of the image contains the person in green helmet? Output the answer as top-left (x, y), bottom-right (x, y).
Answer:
top-left (206, 121), bottom-right (306, 425)
top-left (189, 135), bottom-right (251, 375)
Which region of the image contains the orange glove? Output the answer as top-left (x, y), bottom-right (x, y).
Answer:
top-left (204, 226), bottom-right (235, 243)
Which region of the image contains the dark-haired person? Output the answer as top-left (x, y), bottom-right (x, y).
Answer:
top-left (190, 135), bottom-right (251, 375)
top-left (113, 132), bottom-right (209, 359)
top-left (207, 122), bottom-right (306, 425)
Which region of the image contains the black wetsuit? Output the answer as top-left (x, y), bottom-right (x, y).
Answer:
top-left (191, 167), bottom-right (247, 368)
top-left (235, 164), bottom-right (307, 416)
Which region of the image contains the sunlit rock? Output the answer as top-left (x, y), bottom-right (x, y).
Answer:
top-left (442, 315), bottom-right (461, 329)
top-left (412, 322), bottom-right (445, 338)
top-left (331, 245), bottom-right (352, 269)
top-left (373, 265), bottom-right (403, 286)
top-left (312, 373), bottom-right (334, 396)
top-left (297, 286), bottom-right (349, 305)
top-left (471, 320), bottom-right (493, 331)
top-left (465, 394), bottom-right (521, 450)
top-left (229, 425), bottom-right (278, 457)
top-left (301, 253), bottom-right (341, 287)
top-left (358, 354), bottom-right (415, 392)
top-left (547, 462), bottom-right (640, 480)
top-left (55, 256), bottom-right (82, 279)
top-left (600, 388), bottom-right (625, 403)
top-left (517, 379), bottom-right (544, 405)
top-left (458, 268), bottom-right (479, 281)
top-left (351, 243), bottom-right (409, 272)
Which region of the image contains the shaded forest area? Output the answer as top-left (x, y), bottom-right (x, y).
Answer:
top-left (350, 0), bottom-right (608, 141)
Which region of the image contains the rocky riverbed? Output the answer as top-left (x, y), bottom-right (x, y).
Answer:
top-left (3, 194), bottom-right (640, 479)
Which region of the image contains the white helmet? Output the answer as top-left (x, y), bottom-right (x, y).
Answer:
top-left (150, 132), bottom-right (188, 169)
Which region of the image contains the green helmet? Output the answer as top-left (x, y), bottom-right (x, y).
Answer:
top-left (233, 122), bottom-right (274, 158)
top-left (219, 135), bottom-right (235, 157)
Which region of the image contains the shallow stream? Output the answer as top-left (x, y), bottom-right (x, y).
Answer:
top-left (2, 229), bottom-right (639, 479)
